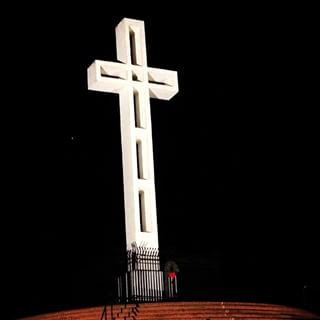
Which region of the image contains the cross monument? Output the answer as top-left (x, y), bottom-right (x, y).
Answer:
top-left (88, 18), bottom-right (178, 251)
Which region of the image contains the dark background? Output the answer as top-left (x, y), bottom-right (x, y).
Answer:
top-left (3, 3), bottom-right (319, 319)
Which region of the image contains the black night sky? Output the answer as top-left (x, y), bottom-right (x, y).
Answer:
top-left (4, 3), bottom-right (319, 319)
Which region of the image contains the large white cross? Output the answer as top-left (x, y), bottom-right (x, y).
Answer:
top-left (88, 18), bottom-right (178, 251)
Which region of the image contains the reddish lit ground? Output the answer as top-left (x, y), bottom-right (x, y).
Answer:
top-left (21, 301), bottom-right (320, 320)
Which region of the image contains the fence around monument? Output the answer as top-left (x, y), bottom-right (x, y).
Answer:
top-left (117, 247), bottom-right (178, 303)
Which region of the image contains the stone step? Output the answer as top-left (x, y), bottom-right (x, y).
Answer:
top-left (136, 308), bottom-right (315, 316)
top-left (135, 313), bottom-right (298, 319)
top-left (136, 318), bottom-right (308, 320)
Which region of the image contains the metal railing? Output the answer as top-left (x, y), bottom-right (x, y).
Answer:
top-left (117, 247), bottom-right (178, 302)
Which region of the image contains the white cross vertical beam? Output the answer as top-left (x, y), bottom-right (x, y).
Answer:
top-left (88, 18), bottom-right (178, 250)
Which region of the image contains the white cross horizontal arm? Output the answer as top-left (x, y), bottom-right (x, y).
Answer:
top-left (88, 60), bottom-right (178, 100)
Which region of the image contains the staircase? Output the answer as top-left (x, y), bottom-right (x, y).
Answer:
top-left (133, 302), bottom-right (320, 320)
top-left (21, 302), bottom-right (320, 320)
